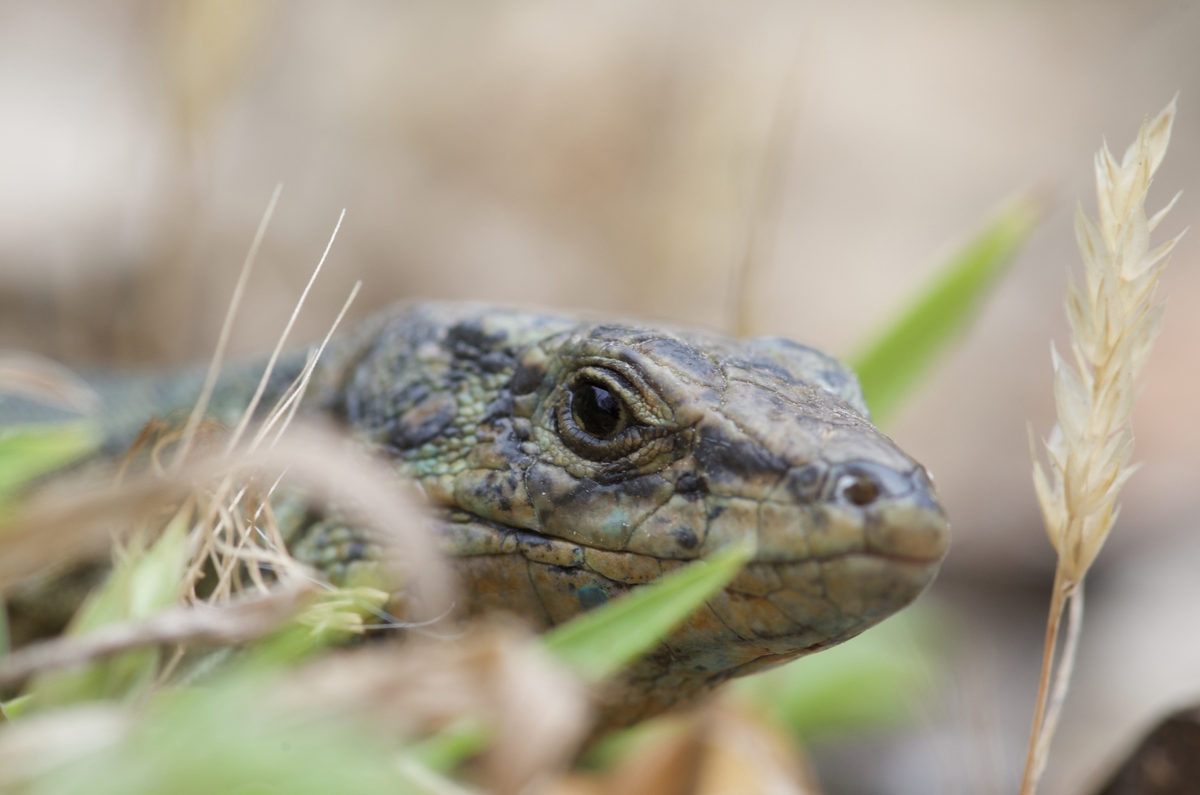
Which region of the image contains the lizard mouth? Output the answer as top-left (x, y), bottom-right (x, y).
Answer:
top-left (441, 484), bottom-right (946, 640)
top-left (445, 508), bottom-right (943, 731)
top-left (440, 456), bottom-right (947, 729)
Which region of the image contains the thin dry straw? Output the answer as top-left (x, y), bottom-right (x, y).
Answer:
top-left (226, 208), bottom-right (346, 453)
top-left (0, 430), bottom-right (455, 618)
top-left (253, 279), bottom-right (363, 451)
top-left (173, 183), bottom-right (282, 468)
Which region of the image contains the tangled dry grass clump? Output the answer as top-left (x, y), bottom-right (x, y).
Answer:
top-left (0, 205), bottom-right (605, 794)
top-left (1022, 99), bottom-right (1183, 794)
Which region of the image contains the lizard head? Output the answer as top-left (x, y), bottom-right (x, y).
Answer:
top-left (340, 305), bottom-right (948, 715)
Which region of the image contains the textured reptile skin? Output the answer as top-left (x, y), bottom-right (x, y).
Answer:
top-left (2, 302), bottom-right (950, 728)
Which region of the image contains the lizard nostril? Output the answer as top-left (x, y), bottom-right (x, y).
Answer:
top-left (836, 472), bottom-right (880, 506)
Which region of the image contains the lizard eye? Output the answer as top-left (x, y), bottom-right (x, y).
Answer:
top-left (570, 381), bottom-right (627, 439)
top-left (556, 368), bottom-right (647, 461)
top-left (553, 364), bottom-right (675, 466)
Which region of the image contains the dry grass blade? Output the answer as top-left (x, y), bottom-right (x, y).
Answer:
top-left (251, 279), bottom-right (362, 451)
top-left (226, 209), bottom-right (345, 453)
top-left (0, 352), bottom-right (99, 416)
top-left (1021, 98), bottom-right (1182, 795)
top-left (0, 577), bottom-right (315, 687)
top-left (0, 424), bottom-right (454, 620)
top-left (172, 183), bottom-right (282, 468)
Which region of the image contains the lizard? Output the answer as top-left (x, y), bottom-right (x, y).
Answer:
top-left (0, 301), bottom-right (949, 729)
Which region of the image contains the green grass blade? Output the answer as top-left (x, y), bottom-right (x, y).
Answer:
top-left (249, 587), bottom-right (392, 667)
top-left (850, 196), bottom-right (1041, 425)
top-left (0, 596), bottom-right (9, 662)
top-left (0, 421), bottom-right (101, 498)
top-left (542, 541), bottom-right (753, 682)
top-left (1, 693), bottom-right (32, 721)
top-left (29, 509), bottom-right (191, 706)
top-left (402, 718), bottom-right (491, 773)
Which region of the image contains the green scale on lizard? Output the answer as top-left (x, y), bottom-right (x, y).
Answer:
top-left (1, 302), bottom-right (950, 730)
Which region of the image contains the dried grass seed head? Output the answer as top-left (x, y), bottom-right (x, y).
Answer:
top-left (1032, 98), bottom-right (1183, 583)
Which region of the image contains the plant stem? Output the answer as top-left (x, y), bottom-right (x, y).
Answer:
top-left (1019, 568), bottom-right (1069, 795)
top-left (1034, 579), bottom-right (1084, 777)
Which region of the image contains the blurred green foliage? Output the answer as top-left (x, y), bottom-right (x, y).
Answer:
top-left (851, 197), bottom-right (1040, 424)
top-left (29, 509), bottom-right (189, 708)
top-left (23, 679), bottom-right (421, 795)
top-left (0, 422), bottom-right (100, 508)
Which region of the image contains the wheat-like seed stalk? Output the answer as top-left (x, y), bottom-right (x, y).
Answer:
top-left (1020, 98), bottom-right (1183, 795)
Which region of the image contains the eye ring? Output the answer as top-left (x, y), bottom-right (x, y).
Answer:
top-left (555, 368), bottom-right (645, 462)
top-left (551, 364), bottom-right (677, 468)
top-left (570, 380), bottom-right (628, 439)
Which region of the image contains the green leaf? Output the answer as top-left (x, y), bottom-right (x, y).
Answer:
top-left (25, 679), bottom-right (418, 795)
top-left (1, 693), bottom-right (33, 721)
top-left (850, 196), bottom-right (1040, 425)
top-left (245, 586), bottom-right (392, 668)
top-left (0, 596), bottom-right (9, 662)
top-left (29, 508), bottom-right (191, 706)
top-left (0, 421), bottom-right (101, 498)
top-left (402, 718), bottom-right (491, 773)
top-left (542, 541), bottom-right (753, 682)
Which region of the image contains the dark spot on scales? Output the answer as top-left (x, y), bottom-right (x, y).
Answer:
top-left (577, 584), bottom-right (610, 610)
top-left (446, 321), bottom-right (503, 352)
top-left (478, 351), bottom-right (513, 373)
top-left (489, 419), bottom-right (532, 466)
top-left (510, 363), bottom-right (545, 395)
top-left (568, 472), bottom-right (667, 503)
top-left (515, 530), bottom-right (553, 549)
top-left (481, 391), bottom-right (513, 423)
top-left (695, 426), bottom-right (787, 481)
top-left (675, 472), bottom-right (707, 498)
top-left (389, 389), bottom-right (456, 449)
top-left (671, 526), bottom-right (698, 550)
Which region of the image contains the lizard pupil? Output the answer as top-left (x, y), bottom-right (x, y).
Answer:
top-left (572, 383), bottom-right (625, 438)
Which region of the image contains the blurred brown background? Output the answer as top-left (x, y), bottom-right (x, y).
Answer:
top-left (2, 1), bottom-right (1199, 792)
